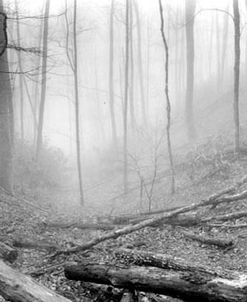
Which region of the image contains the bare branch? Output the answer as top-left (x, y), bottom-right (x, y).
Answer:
top-left (7, 44), bottom-right (42, 55)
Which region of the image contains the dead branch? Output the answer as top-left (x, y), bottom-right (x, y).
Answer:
top-left (179, 229), bottom-right (234, 249)
top-left (51, 186), bottom-right (247, 258)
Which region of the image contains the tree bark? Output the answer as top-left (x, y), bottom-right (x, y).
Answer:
top-left (65, 263), bottom-right (247, 302)
top-left (0, 259), bottom-right (72, 302)
top-left (0, 2), bottom-right (13, 192)
top-left (36, 0), bottom-right (50, 160)
top-left (233, 0), bottom-right (241, 153)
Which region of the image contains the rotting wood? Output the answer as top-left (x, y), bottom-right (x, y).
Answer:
top-left (64, 262), bottom-right (247, 302)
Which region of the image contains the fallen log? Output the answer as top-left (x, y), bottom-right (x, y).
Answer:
top-left (13, 239), bottom-right (58, 252)
top-left (51, 187), bottom-right (247, 257)
top-left (0, 242), bottom-right (18, 263)
top-left (64, 262), bottom-right (247, 302)
top-left (179, 230), bottom-right (235, 249)
top-left (0, 259), bottom-right (72, 302)
top-left (113, 248), bottom-right (220, 277)
top-left (45, 222), bottom-right (115, 231)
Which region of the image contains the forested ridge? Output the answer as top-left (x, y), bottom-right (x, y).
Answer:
top-left (0, 0), bottom-right (247, 301)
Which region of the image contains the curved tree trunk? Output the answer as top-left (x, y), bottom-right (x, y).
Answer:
top-left (158, 0), bottom-right (175, 194)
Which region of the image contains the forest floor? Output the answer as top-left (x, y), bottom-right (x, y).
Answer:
top-left (1, 140), bottom-right (247, 301)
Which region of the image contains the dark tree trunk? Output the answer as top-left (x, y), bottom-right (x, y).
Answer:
top-left (0, 1), bottom-right (13, 192)
top-left (15, 0), bottom-right (24, 142)
top-left (233, 0), bottom-right (240, 153)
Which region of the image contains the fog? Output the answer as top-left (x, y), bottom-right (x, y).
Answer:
top-left (9, 0), bottom-right (245, 155)
top-left (0, 0), bottom-right (246, 209)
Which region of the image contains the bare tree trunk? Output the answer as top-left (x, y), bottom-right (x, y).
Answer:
top-left (123, 0), bottom-right (129, 194)
top-left (33, 14), bottom-right (43, 147)
top-left (129, 0), bottom-right (135, 130)
top-left (158, 0), bottom-right (175, 194)
top-left (208, 15), bottom-right (214, 77)
top-left (73, 0), bottom-right (84, 205)
top-left (36, 0), bottom-right (50, 159)
top-left (133, 0), bottom-right (147, 126)
top-left (0, 2), bottom-right (13, 192)
top-left (94, 48), bottom-right (106, 142)
top-left (185, 0), bottom-right (196, 140)
top-left (233, 0), bottom-right (240, 154)
top-left (216, 12), bottom-right (221, 91)
top-left (109, 0), bottom-right (118, 150)
top-left (15, 0), bottom-right (24, 142)
top-left (220, 5), bottom-right (229, 85)
top-left (146, 20), bottom-right (150, 120)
